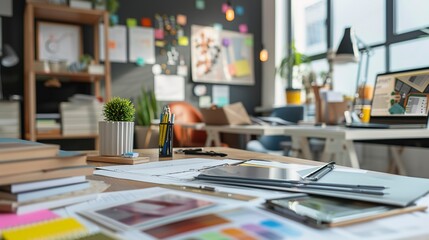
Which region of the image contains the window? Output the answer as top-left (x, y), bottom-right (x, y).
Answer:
top-left (395, 0), bottom-right (429, 34)
top-left (390, 38), bottom-right (429, 71)
top-left (292, 0), bottom-right (327, 56)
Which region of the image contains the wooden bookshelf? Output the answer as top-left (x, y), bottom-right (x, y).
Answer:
top-left (24, 3), bottom-right (111, 149)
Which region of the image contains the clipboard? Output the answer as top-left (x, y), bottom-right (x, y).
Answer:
top-left (265, 195), bottom-right (427, 228)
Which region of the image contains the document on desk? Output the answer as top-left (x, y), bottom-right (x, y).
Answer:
top-left (94, 158), bottom-right (302, 200)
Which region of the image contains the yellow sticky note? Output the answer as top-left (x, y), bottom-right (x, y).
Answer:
top-left (178, 36), bottom-right (189, 46)
top-left (155, 41), bottom-right (166, 47)
top-left (234, 60), bottom-right (251, 77)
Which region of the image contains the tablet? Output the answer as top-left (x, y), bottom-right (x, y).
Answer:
top-left (265, 195), bottom-right (425, 228)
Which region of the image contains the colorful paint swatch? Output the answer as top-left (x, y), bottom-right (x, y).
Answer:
top-left (177, 14), bottom-right (187, 26)
top-left (141, 18), bottom-right (152, 27)
top-left (235, 5), bottom-right (245, 16)
top-left (239, 24), bottom-right (248, 33)
top-left (155, 29), bottom-right (164, 40)
top-left (234, 60), bottom-right (251, 77)
top-left (200, 232), bottom-right (230, 240)
top-left (261, 220), bottom-right (301, 237)
top-left (195, 0), bottom-right (205, 10)
top-left (144, 214), bottom-right (229, 239)
top-left (242, 224), bottom-right (282, 240)
top-left (126, 18), bottom-right (137, 27)
top-left (178, 36), bottom-right (189, 46)
top-left (213, 23), bottom-right (223, 31)
top-left (0, 210), bottom-right (58, 230)
top-left (221, 228), bottom-right (257, 240)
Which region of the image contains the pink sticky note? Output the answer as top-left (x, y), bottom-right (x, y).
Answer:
top-left (177, 14), bottom-right (187, 26)
top-left (222, 3), bottom-right (229, 13)
top-left (239, 24), bottom-right (248, 33)
top-left (0, 210), bottom-right (58, 230)
top-left (228, 64), bottom-right (236, 76)
top-left (155, 29), bottom-right (164, 40)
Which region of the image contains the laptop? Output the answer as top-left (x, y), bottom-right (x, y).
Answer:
top-left (347, 67), bottom-right (429, 129)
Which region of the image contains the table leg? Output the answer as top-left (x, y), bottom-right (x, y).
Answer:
top-left (389, 146), bottom-right (407, 175)
top-left (343, 140), bottom-right (360, 169)
top-left (321, 139), bottom-right (360, 168)
top-left (205, 130), bottom-right (222, 147)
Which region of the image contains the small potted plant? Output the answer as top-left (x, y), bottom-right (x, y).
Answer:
top-left (135, 88), bottom-right (159, 148)
top-left (278, 42), bottom-right (310, 104)
top-left (99, 97), bottom-right (135, 156)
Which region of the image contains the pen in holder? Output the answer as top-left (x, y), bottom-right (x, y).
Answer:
top-left (159, 122), bottom-right (174, 157)
top-left (159, 106), bottom-right (175, 157)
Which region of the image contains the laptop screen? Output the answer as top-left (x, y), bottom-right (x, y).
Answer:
top-left (371, 68), bottom-right (429, 117)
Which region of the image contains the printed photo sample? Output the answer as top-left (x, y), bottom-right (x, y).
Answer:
top-left (79, 193), bottom-right (215, 231)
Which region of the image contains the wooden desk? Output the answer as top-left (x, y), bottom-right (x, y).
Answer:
top-left (88, 147), bottom-right (316, 192)
top-left (285, 126), bottom-right (429, 174)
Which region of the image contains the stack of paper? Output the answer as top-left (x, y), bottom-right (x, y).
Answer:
top-left (60, 102), bottom-right (103, 136)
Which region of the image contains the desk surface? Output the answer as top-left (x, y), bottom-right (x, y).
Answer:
top-left (88, 147), bottom-right (316, 192)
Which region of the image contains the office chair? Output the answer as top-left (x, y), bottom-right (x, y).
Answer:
top-left (168, 101), bottom-right (207, 147)
top-left (246, 105), bottom-right (305, 155)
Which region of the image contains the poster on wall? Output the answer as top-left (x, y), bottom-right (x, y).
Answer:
top-left (191, 25), bottom-right (254, 85)
top-left (154, 75), bottom-right (185, 101)
top-left (128, 27), bottom-right (156, 64)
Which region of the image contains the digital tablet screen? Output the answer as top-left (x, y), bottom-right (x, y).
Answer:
top-left (267, 195), bottom-right (392, 224)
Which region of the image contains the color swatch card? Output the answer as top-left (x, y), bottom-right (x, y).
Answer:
top-left (139, 207), bottom-right (323, 239)
top-left (79, 193), bottom-right (216, 231)
top-left (0, 210), bottom-right (58, 230)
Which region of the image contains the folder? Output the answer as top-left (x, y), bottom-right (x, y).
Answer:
top-left (195, 164), bottom-right (429, 207)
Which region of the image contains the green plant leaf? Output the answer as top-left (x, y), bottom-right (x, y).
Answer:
top-left (103, 97), bottom-right (135, 122)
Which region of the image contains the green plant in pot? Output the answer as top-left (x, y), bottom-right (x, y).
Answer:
top-left (99, 97), bottom-right (135, 156)
top-left (135, 88), bottom-right (160, 148)
top-left (278, 42), bottom-right (310, 104)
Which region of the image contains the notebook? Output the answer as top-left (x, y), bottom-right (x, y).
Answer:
top-left (347, 67), bottom-right (429, 129)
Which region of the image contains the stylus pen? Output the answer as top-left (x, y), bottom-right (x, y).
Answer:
top-left (301, 161), bottom-right (336, 181)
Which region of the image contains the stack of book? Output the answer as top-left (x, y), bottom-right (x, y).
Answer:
top-left (60, 101), bottom-right (103, 136)
top-left (0, 138), bottom-right (101, 214)
top-left (0, 102), bottom-right (20, 138)
top-left (36, 113), bottom-right (61, 136)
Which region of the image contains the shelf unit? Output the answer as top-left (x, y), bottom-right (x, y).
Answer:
top-left (24, 3), bottom-right (111, 147)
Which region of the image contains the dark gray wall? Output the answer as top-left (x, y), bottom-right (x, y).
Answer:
top-left (1, 0), bottom-right (262, 149)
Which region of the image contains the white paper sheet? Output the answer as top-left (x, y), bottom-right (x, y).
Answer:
top-left (212, 85), bottom-right (230, 106)
top-left (154, 74), bottom-right (185, 101)
top-left (99, 25), bottom-right (127, 63)
top-left (128, 27), bottom-right (155, 64)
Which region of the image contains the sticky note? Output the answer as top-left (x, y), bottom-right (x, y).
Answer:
top-left (228, 64), bottom-right (236, 76)
top-left (152, 64), bottom-right (162, 75)
top-left (177, 29), bottom-right (184, 38)
top-left (222, 3), bottom-right (229, 13)
top-left (136, 57), bottom-right (145, 66)
top-left (177, 65), bottom-right (188, 76)
top-left (155, 29), bottom-right (164, 40)
top-left (155, 40), bottom-right (166, 47)
top-left (178, 36), bottom-right (189, 46)
top-left (234, 60), bottom-right (251, 77)
top-left (235, 5), bottom-right (245, 16)
top-left (126, 18), bottom-right (137, 27)
top-left (245, 37), bottom-right (253, 46)
top-left (239, 24), bottom-right (248, 33)
top-left (195, 0), bottom-right (205, 10)
top-left (141, 17), bottom-right (152, 27)
top-left (213, 23), bottom-right (223, 31)
top-left (177, 14), bottom-right (187, 26)
top-left (110, 14), bottom-right (118, 25)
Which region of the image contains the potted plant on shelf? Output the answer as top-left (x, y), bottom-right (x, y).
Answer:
top-left (278, 42), bottom-right (310, 104)
top-left (99, 97), bottom-right (135, 156)
top-left (135, 88), bottom-right (159, 148)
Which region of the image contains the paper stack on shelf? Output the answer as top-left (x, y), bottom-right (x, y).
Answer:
top-left (60, 101), bottom-right (103, 136)
top-left (0, 138), bottom-right (101, 214)
top-left (36, 113), bottom-right (61, 136)
top-left (0, 102), bottom-right (20, 138)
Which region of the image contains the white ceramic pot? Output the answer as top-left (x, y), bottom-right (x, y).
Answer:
top-left (99, 121), bottom-right (134, 156)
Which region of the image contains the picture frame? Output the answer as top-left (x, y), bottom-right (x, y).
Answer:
top-left (37, 21), bottom-right (82, 64)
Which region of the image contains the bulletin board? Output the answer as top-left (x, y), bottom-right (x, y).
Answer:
top-left (191, 25), bottom-right (254, 85)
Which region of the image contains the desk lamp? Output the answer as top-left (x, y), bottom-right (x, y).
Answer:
top-left (333, 27), bottom-right (373, 111)
top-left (0, 44), bottom-right (19, 100)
